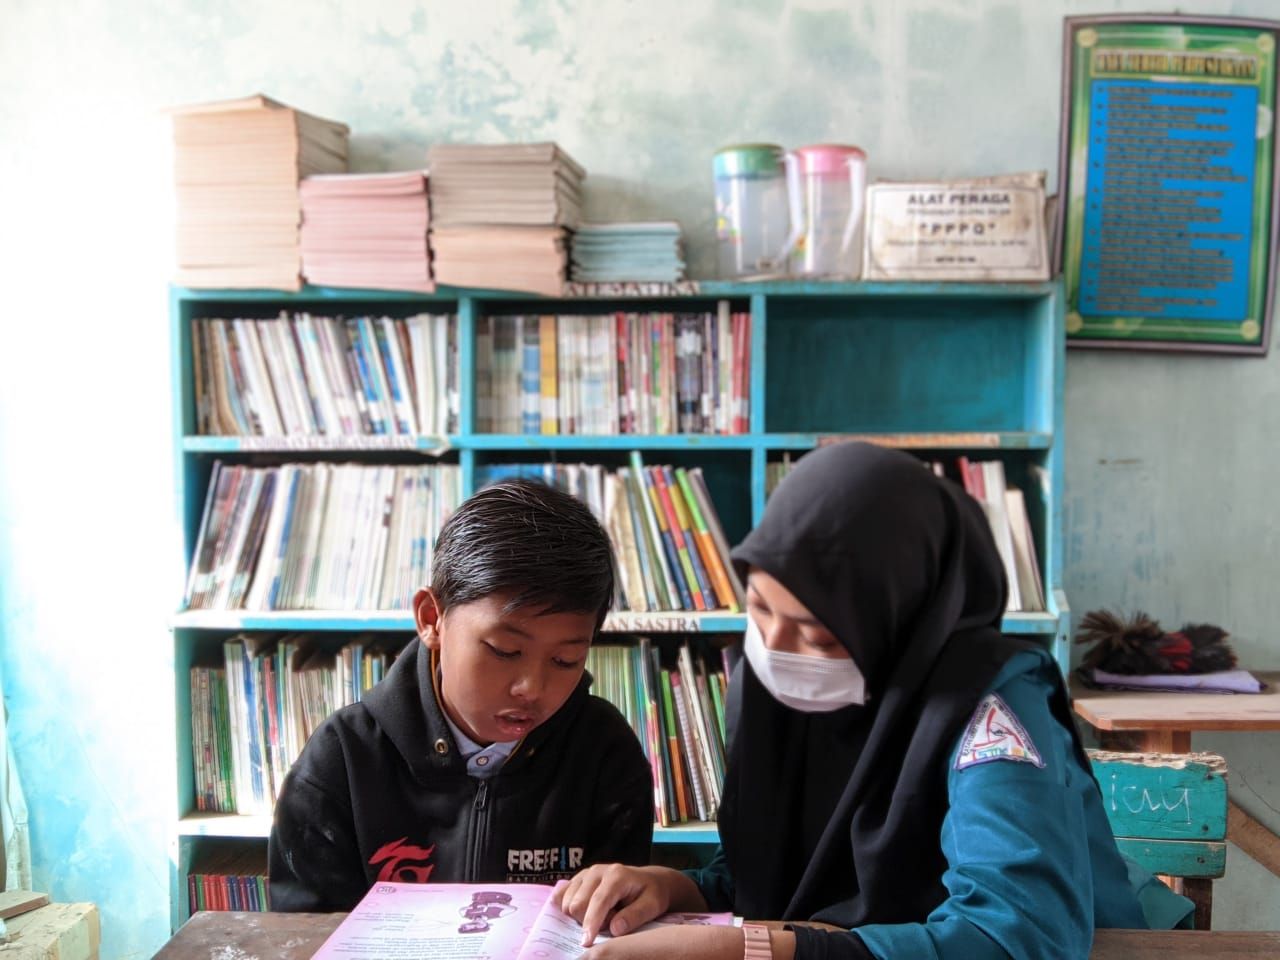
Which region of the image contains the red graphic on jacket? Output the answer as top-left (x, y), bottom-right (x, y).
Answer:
top-left (370, 837), bottom-right (437, 883)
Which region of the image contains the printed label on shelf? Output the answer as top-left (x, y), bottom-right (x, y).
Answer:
top-left (604, 613), bottom-right (700, 633)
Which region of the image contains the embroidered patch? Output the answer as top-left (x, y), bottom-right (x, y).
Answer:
top-left (954, 693), bottom-right (1045, 770)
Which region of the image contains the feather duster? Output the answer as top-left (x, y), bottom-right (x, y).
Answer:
top-left (1074, 610), bottom-right (1237, 675)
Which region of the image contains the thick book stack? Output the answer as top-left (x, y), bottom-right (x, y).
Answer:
top-left (193, 313), bottom-right (459, 438)
top-left (475, 305), bottom-right (750, 435)
top-left (587, 639), bottom-right (729, 825)
top-left (170, 94), bottom-right (349, 290)
top-left (427, 143), bottom-right (585, 296)
top-left (957, 458), bottom-right (1046, 614)
top-left (300, 171), bottom-right (433, 292)
top-left (476, 455), bottom-right (745, 614)
top-left (184, 461), bottom-right (461, 611)
top-left (570, 222), bottom-right (686, 283)
top-left (191, 635), bottom-right (408, 814)
top-left (188, 843), bottom-right (270, 912)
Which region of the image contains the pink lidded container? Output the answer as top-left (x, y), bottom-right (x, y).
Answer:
top-left (791, 144), bottom-right (867, 279)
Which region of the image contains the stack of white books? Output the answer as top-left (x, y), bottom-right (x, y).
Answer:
top-left (427, 142), bottom-right (584, 296)
top-left (170, 94), bottom-right (348, 290)
top-left (300, 171), bottom-right (433, 292)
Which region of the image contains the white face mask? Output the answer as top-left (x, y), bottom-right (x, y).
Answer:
top-left (742, 615), bottom-right (868, 712)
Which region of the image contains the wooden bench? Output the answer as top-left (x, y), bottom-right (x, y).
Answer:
top-left (1088, 750), bottom-right (1227, 930)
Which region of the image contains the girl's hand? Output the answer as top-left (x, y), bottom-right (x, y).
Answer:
top-left (584, 925), bottom-right (746, 960)
top-left (554, 864), bottom-right (680, 945)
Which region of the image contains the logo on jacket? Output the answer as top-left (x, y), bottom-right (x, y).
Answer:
top-left (370, 837), bottom-right (437, 883)
top-left (506, 846), bottom-right (584, 882)
top-left (955, 693), bottom-right (1045, 770)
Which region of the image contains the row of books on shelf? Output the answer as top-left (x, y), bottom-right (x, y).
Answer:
top-left (188, 844), bottom-right (270, 913)
top-left (476, 458), bottom-right (744, 614)
top-left (185, 454), bottom-right (740, 614)
top-left (193, 313), bottom-right (459, 438)
top-left (192, 635), bottom-right (401, 814)
top-left (474, 306), bottom-right (750, 435)
top-left (585, 639), bottom-right (729, 826)
top-left (770, 452), bottom-right (1047, 613)
top-left (189, 634), bottom-right (728, 828)
top-left (185, 463), bottom-right (461, 611)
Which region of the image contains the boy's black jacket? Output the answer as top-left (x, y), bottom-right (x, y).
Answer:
top-left (268, 639), bottom-right (654, 911)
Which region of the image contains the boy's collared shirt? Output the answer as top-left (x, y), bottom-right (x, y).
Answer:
top-left (441, 707), bottom-right (519, 779)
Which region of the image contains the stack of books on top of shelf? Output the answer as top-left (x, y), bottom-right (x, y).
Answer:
top-left (193, 312), bottom-right (459, 438)
top-left (299, 171), bottom-right (433, 292)
top-left (191, 634), bottom-right (408, 815)
top-left (587, 639), bottom-right (728, 825)
top-left (184, 462), bottom-right (461, 612)
top-left (570, 222), bottom-right (686, 283)
top-left (188, 843), bottom-right (270, 912)
top-left (427, 142), bottom-right (584, 296)
top-left (475, 307), bottom-right (750, 435)
top-left (476, 455), bottom-right (745, 614)
top-left (170, 94), bottom-right (349, 291)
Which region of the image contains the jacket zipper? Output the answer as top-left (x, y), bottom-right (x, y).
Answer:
top-left (467, 779), bottom-right (490, 880)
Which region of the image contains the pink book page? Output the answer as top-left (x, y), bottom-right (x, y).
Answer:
top-left (311, 882), bottom-right (555, 960)
top-left (517, 881), bottom-right (737, 959)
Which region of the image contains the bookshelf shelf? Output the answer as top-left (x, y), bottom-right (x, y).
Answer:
top-left (650, 823), bottom-right (720, 845)
top-left (761, 431), bottom-right (1054, 451)
top-left (177, 813), bottom-right (722, 846)
top-left (170, 609), bottom-right (1056, 637)
top-left (179, 812), bottom-right (274, 839)
top-left (169, 278), bottom-right (1068, 927)
top-left (170, 610), bottom-right (750, 633)
top-left (464, 434), bottom-right (757, 451)
top-left (181, 435), bottom-right (457, 453)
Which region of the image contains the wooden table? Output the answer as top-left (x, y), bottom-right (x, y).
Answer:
top-left (1070, 671), bottom-right (1280, 753)
top-left (152, 911), bottom-right (1280, 958)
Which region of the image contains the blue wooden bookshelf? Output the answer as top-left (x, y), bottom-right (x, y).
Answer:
top-left (168, 279), bottom-right (1068, 927)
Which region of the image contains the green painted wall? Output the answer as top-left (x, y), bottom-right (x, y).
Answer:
top-left (1, 1), bottom-right (1277, 955)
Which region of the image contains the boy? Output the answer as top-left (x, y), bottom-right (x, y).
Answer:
top-left (268, 479), bottom-right (654, 911)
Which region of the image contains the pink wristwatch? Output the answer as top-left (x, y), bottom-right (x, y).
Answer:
top-left (742, 923), bottom-right (772, 960)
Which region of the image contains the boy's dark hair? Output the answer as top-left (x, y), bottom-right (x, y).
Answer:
top-left (431, 478), bottom-right (615, 628)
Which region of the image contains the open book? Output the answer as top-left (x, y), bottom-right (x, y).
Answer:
top-left (311, 881), bottom-right (737, 960)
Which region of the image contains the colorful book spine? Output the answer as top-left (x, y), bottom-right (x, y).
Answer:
top-left (636, 459), bottom-right (694, 611)
top-left (662, 465), bottom-right (719, 609)
top-left (650, 466), bottom-right (707, 610)
top-left (539, 314), bottom-right (558, 434)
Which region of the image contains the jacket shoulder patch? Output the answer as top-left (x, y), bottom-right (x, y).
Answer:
top-left (955, 693), bottom-right (1044, 771)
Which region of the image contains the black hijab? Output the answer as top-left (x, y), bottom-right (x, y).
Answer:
top-left (718, 442), bottom-right (1040, 926)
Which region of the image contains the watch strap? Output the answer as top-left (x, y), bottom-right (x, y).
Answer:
top-left (742, 922), bottom-right (772, 960)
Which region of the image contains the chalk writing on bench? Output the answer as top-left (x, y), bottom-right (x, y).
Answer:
top-left (1107, 774), bottom-right (1192, 823)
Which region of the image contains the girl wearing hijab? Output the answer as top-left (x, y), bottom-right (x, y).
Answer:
top-left (555, 442), bottom-right (1191, 960)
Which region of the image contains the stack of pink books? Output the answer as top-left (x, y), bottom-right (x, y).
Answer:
top-left (299, 171), bottom-right (433, 292)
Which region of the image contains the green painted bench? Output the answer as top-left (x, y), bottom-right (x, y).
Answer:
top-left (1088, 750), bottom-right (1228, 930)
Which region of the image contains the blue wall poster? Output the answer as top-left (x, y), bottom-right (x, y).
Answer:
top-left (1057, 16), bottom-right (1280, 353)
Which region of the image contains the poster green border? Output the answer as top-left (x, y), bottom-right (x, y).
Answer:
top-left (1056, 15), bottom-right (1280, 354)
